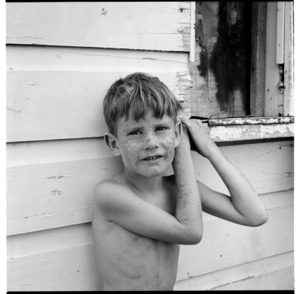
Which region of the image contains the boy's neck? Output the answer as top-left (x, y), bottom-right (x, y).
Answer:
top-left (122, 170), bottom-right (164, 197)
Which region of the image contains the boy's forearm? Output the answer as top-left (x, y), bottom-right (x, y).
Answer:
top-left (173, 147), bottom-right (203, 241)
top-left (207, 148), bottom-right (268, 224)
top-left (180, 117), bottom-right (267, 226)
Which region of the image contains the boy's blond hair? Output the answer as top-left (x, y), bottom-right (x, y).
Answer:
top-left (103, 72), bottom-right (182, 136)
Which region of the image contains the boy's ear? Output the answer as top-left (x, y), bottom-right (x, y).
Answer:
top-left (104, 133), bottom-right (121, 156)
top-left (174, 120), bottom-right (182, 148)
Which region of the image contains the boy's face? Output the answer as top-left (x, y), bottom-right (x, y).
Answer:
top-left (107, 110), bottom-right (180, 178)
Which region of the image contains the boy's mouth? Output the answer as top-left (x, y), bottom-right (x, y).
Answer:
top-left (142, 155), bottom-right (163, 161)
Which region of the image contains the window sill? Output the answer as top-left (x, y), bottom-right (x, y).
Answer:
top-left (206, 117), bottom-right (294, 143)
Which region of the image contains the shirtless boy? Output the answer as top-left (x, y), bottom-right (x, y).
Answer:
top-left (92, 72), bottom-right (268, 291)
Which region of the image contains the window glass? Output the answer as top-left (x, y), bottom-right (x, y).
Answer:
top-left (191, 2), bottom-right (252, 119)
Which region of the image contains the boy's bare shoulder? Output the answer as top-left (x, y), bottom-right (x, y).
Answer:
top-left (94, 178), bottom-right (127, 198)
top-left (94, 178), bottom-right (119, 191)
top-left (95, 171), bottom-right (123, 191)
top-left (93, 179), bottom-right (131, 219)
top-left (94, 174), bottom-right (139, 206)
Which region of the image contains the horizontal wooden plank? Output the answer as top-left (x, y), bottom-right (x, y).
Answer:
top-left (7, 45), bottom-right (189, 72)
top-left (7, 190), bottom-right (293, 291)
top-left (7, 138), bottom-right (110, 167)
top-left (7, 190), bottom-right (294, 258)
top-left (7, 223), bottom-right (92, 259)
top-left (174, 251), bottom-right (294, 290)
top-left (176, 191), bottom-right (294, 280)
top-left (7, 140), bottom-right (294, 235)
top-left (6, 46), bottom-right (191, 142)
top-left (7, 243), bottom-right (101, 291)
top-left (7, 156), bottom-right (123, 235)
top-left (6, 2), bottom-right (190, 51)
top-left (191, 140), bottom-right (294, 195)
top-left (210, 123), bottom-right (294, 143)
top-left (212, 266), bottom-right (294, 290)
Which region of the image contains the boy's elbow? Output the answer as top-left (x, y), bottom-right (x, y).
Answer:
top-left (192, 232), bottom-right (203, 244)
top-left (257, 212), bottom-right (268, 226)
top-left (249, 210), bottom-right (268, 227)
top-left (177, 222), bottom-right (203, 245)
top-left (185, 229), bottom-right (203, 245)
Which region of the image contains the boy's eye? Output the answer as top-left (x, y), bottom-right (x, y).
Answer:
top-left (156, 126), bottom-right (168, 131)
top-left (128, 130), bottom-right (142, 136)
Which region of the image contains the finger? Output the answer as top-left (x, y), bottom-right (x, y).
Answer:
top-left (195, 119), bottom-right (203, 126)
top-left (180, 116), bottom-right (191, 127)
top-left (189, 119), bottom-right (203, 127)
top-left (181, 123), bottom-right (188, 134)
top-left (178, 121), bottom-right (187, 136)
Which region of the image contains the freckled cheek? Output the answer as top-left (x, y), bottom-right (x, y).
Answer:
top-left (161, 137), bottom-right (176, 161)
top-left (120, 140), bottom-right (143, 165)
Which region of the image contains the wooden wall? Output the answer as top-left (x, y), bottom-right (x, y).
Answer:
top-left (6, 2), bottom-right (294, 291)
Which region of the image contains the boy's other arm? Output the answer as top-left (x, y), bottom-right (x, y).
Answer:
top-left (180, 117), bottom-right (268, 227)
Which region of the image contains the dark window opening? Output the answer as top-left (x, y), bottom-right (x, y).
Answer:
top-left (191, 2), bottom-right (253, 118)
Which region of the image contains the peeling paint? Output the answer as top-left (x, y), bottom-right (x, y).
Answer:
top-left (101, 8), bottom-right (107, 15)
top-left (210, 123), bottom-right (294, 142)
top-left (47, 175), bottom-right (64, 180)
top-left (177, 26), bottom-right (190, 34)
top-left (177, 11), bottom-right (190, 51)
top-left (172, 69), bottom-right (193, 116)
top-left (179, 7), bottom-right (188, 13)
top-left (51, 190), bottom-right (62, 196)
top-left (7, 107), bottom-right (21, 113)
top-left (208, 116), bottom-right (294, 126)
top-left (180, 32), bottom-right (190, 51)
top-left (28, 82), bottom-right (39, 86)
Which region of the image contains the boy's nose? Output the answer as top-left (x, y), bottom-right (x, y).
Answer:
top-left (143, 133), bottom-right (159, 149)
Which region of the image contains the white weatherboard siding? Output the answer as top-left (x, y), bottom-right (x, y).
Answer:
top-left (6, 2), bottom-right (294, 291)
top-left (7, 187), bottom-right (294, 291)
top-left (7, 46), bottom-right (191, 142)
top-left (7, 140), bottom-right (293, 236)
top-left (6, 2), bottom-right (190, 51)
top-left (7, 140), bottom-right (294, 290)
top-left (175, 251), bottom-right (294, 290)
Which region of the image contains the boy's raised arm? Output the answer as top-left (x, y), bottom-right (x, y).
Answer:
top-left (180, 117), bottom-right (268, 227)
top-left (172, 122), bottom-right (203, 241)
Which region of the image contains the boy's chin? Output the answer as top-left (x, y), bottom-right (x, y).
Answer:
top-left (145, 171), bottom-right (165, 178)
top-left (133, 166), bottom-right (168, 178)
top-left (140, 168), bottom-right (166, 178)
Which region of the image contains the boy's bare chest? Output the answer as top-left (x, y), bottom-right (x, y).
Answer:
top-left (97, 187), bottom-right (177, 255)
top-left (93, 181), bottom-right (179, 290)
top-left (104, 220), bottom-right (180, 279)
top-left (98, 222), bottom-right (179, 290)
top-left (141, 188), bottom-right (176, 216)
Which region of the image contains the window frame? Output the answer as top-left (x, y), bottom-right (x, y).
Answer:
top-left (189, 1), bottom-right (294, 143)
